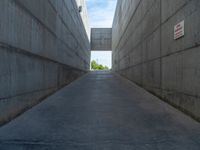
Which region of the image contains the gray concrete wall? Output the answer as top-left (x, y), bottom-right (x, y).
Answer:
top-left (76, 0), bottom-right (90, 39)
top-left (0, 0), bottom-right (90, 125)
top-left (112, 0), bottom-right (200, 120)
top-left (91, 28), bottom-right (112, 51)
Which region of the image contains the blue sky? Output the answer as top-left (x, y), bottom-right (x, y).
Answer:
top-left (91, 51), bottom-right (112, 68)
top-left (86, 0), bottom-right (117, 69)
top-left (86, 0), bottom-right (117, 28)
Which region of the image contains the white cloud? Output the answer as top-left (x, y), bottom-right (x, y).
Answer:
top-left (86, 0), bottom-right (117, 28)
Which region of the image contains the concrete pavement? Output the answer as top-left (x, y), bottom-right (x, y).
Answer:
top-left (0, 71), bottom-right (200, 150)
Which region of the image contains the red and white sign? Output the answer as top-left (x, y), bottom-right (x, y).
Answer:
top-left (174, 20), bottom-right (184, 40)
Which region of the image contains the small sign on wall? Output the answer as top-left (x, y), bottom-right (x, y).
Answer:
top-left (174, 20), bottom-right (184, 40)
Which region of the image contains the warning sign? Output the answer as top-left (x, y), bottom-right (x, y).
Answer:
top-left (174, 20), bottom-right (184, 40)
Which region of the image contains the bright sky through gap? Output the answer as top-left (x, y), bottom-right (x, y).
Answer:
top-left (86, 0), bottom-right (117, 28)
top-left (91, 51), bottom-right (112, 68)
top-left (86, 0), bottom-right (117, 69)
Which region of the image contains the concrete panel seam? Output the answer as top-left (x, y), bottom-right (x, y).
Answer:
top-left (66, 0), bottom-right (90, 47)
top-left (160, 0), bottom-right (162, 90)
top-left (114, 0), bottom-right (158, 55)
top-left (0, 87), bottom-right (56, 101)
top-left (116, 0), bottom-right (196, 63)
top-left (118, 25), bottom-right (161, 63)
top-left (0, 42), bottom-right (87, 72)
top-left (161, 0), bottom-right (190, 23)
top-left (113, 0), bottom-right (142, 50)
top-left (160, 88), bottom-right (200, 99)
top-left (15, 0), bottom-right (89, 62)
top-left (70, 0), bottom-right (90, 40)
top-left (116, 43), bottom-right (200, 71)
top-left (61, 0), bottom-right (90, 57)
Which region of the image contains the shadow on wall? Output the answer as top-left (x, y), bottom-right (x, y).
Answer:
top-left (112, 0), bottom-right (200, 121)
top-left (0, 0), bottom-right (90, 126)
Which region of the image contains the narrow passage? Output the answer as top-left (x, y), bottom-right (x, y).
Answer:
top-left (0, 71), bottom-right (200, 150)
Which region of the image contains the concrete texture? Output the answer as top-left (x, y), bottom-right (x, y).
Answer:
top-left (112, 0), bottom-right (200, 120)
top-left (75, 0), bottom-right (90, 39)
top-left (91, 28), bottom-right (112, 51)
top-left (0, 0), bottom-right (90, 125)
top-left (0, 71), bottom-right (200, 149)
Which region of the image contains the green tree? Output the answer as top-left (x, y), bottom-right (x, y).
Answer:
top-left (91, 60), bottom-right (98, 70)
top-left (91, 60), bottom-right (110, 70)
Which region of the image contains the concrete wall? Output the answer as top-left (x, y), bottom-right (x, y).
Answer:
top-left (91, 28), bottom-right (112, 51)
top-left (112, 0), bottom-right (200, 120)
top-left (0, 0), bottom-right (90, 125)
top-left (76, 0), bottom-right (90, 39)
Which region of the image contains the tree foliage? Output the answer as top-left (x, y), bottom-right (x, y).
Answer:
top-left (91, 60), bottom-right (109, 70)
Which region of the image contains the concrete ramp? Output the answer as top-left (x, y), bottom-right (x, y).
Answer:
top-left (91, 28), bottom-right (112, 51)
top-left (0, 71), bottom-right (200, 149)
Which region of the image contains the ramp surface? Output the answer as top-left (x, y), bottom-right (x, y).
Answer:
top-left (0, 71), bottom-right (200, 150)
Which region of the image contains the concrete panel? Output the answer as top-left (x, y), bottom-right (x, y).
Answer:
top-left (142, 29), bottom-right (161, 61)
top-left (75, 0), bottom-right (90, 38)
top-left (113, 0), bottom-right (161, 66)
top-left (161, 0), bottom-right (200, 56)
top-left (112, 0), bottom-right (200, 119)
top-left (0, 45), bottom-right (85, 125)
top-left (162, 47), bottom-right (200, 97)
top-left (142, 60), bottom-right (161, 89)
top-left (161, 0), bottom-right (188, 23)
top-left (91, 28), bottom-right (112, 51)
top-left (0, 0), bottom-right (90, 70)
top-left (0, 0), bottom-right (90, 125)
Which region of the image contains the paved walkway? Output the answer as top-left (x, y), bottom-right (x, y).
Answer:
top-left (0, 71), bottom-right (200, 150)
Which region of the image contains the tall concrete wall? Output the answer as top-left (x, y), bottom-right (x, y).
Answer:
top-left (112, 0), bottom-right (200, 120)
top-left (0, 0), bottom-right (90, 125)
top-left (76, 0), bottom-right (90, 39)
